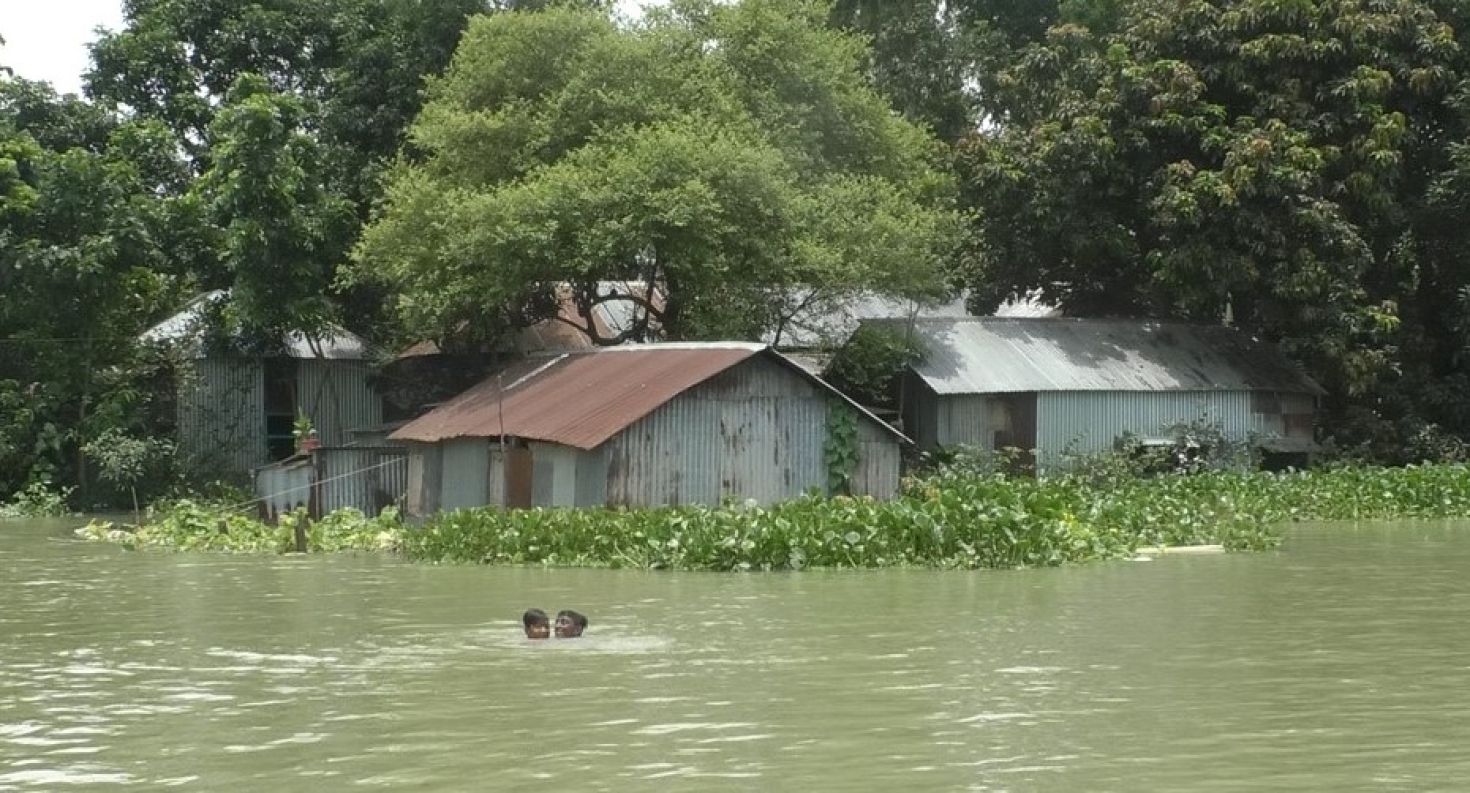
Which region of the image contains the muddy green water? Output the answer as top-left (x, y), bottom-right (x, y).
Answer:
top-left (4, 519), bottom-right (1470, 791)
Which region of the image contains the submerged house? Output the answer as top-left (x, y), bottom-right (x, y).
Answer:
top-left (890, 318), bottom-right (1323, 467)
top-left (391, 343), bottom-right (906, 516)
top-left (140, 291), bottom-right (384, 479)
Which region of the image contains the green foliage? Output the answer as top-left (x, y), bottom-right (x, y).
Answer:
top-left (823, 402), bottom-right (859, 494)
top-left (397, 462), bottom-right (1470, 571)
top-left (0, 77), bottom-right (184, 499)
top-left (194, 74), bottom-right (355, 341)
top-left (78, 500), bottom-right (403, 553)
top-left (828, 0), bottom-right (974, 142)
top-left (292, 413), bottom-right (315, 445)
top-left (86, 0), bottom-right (486, 337)
top-left (0, 481), bottom-right (75, 518)
top-left (353, 0), bottom-right (960, 347)
top-left (81, 428), bottom-right (178, 521)
top-left (957, 0), bottom-right (1470, 454)
top-left (822, 323), bottom-right (926, 408)
top-left (81, 429), bottom-right (176, 491)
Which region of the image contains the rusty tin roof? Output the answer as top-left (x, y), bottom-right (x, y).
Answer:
top-left (391, 342), bottom-right (905, 450)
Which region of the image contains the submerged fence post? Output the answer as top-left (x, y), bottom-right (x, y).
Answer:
top-left (294, 517), bottom-right (309, 553)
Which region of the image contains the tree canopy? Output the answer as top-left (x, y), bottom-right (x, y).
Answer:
top-left (958, 0), bottom-right (1470, 457)
top-left (0, 77), bottom-right (184, 497)
top-left (352, 0), bottom-right (960, 347)
top-left (15, 0), bottom-right (1470, 503)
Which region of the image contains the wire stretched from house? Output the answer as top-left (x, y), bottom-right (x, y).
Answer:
top-left (217, 455), bottom-right (407, 515)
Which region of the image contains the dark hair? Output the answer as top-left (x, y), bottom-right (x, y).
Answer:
top-left (556, 609), bottom-right (588, 629)
top-left (523, 608), bottom-right (549, 628)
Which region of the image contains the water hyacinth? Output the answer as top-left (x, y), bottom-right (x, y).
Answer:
top-left (78, 500), bottom-right (403, 554)
top-left (400, 463), bottom-right (1470, 570)
top-left (80, 463), bottom-right (1470, 571)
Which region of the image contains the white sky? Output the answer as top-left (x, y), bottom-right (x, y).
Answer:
top-left (0, 0), bottom-right (658, 96)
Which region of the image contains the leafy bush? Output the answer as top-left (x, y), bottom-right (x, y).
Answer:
top-left (82, 428), bottom-right (177, 522)
top-left (0, 480), bottom-right (75, 518)
top-left (822, 324), bottom-right (926, 409)
top-left (77, 500), bottom-right (403, 553)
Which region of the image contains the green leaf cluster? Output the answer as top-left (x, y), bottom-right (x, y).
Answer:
top-left (353, 0), bottom-right (961, 346)
top-left (956, 0), bottom-right (1470, 450)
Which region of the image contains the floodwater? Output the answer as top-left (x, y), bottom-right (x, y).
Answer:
top-left (3, 518), bottom-right (1470, 791)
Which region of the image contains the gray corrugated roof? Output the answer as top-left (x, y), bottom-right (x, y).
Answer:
top-left (884, 318), bottom-right (1323, 395)
top-left (140, 290), bottom-right (372, 360)
top-left (764, 289), bottom-right (1060, 350)
top-left (765, 291), bottom-right (972, 349)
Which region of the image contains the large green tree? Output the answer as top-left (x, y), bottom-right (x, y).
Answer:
top-left (825, 0), bottom-right (1126, 140)
top-left (828, 0), bottom-right (974, 141)
top-left (86, 0), bottom-right (486, 334)
top-left (960, 0), bottom-right (1470, 455)
top-left (0, 78), bottom-right (184, 497)
top-left (194, 75), bottom-right (355, 339)
top-left (353, 0), bottom-right (959, 347)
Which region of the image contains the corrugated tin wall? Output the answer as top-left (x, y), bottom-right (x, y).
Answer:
top-left (297, 360), bottom-right (382, 447)
top-left (177, 358), bottom-right (267, 478)
top-left (486, 446), bottom-right (506, 508)
top-left (935, 395), bottom-right (997, 450)
top-left (314, 446), bottom-right (407, 516)
top-left (574, 448), bottom-right (608, 507)
top-left (850, 417), bottom-right (901, 499)
top-left (529, 442), bottom-right (580, 507)
top-left (1250, 392), bottom-right (1317, 439)
top-left (405, 442), bottom-right (442, 518)
top-left (603, 397), bottom-right (722, 506)
top-left (439, 438), bottom-right (489, 512)
top-left (177, 357), bottom-right (381, 480)
top-left (602, 356), bottom-right (834, 506)
top-left (255, 458), bottom-right (313, 522)
top-left (1036, 390), bottom-right (1253, 465)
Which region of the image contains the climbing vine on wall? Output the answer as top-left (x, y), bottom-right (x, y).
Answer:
top-left (825, 401), bottom-right (859, 495)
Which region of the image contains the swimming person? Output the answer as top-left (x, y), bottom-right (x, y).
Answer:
top-left (523, 608), bottom-right (550, 639)
top-left (554, 609), bottom-right (588, 638)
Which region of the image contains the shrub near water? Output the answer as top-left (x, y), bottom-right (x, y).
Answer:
top-left (78, 500), bottom-right (403, 553)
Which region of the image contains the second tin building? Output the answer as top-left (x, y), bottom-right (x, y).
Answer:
top-left (391, 343), bottom-right (905, 516)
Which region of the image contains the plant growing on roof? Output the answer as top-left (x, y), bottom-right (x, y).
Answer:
top-left (823, 324), bottom-right (927, 410)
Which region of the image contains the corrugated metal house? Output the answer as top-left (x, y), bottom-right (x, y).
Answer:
top-left (890, 318), bottom-right (1323, 466)
top-left (391, 343), bottom-right (907, 515)
top-left (140, 291), bottom-right (384, 479)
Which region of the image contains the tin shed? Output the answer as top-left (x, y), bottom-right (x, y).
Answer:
top-left (140, 291), bottom-right (384, 480)
top-left (390, 343), bottom-right (906, 516)
top-left (888, 318), bottom-right (1323, 467)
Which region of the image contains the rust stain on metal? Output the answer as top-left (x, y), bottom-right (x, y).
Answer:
top-left (391, 345), bottom-right (763, 450)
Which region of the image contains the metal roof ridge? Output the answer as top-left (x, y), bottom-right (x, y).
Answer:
top-left (524, 341), bottom-right (769, 357)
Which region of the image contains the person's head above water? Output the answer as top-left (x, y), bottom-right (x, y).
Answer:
top-left (554, 609), bottom-right (588, 638)
top-left (523, 608), bottom-right (550, 639)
